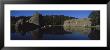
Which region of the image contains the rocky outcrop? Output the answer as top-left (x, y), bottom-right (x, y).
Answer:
top-left (64, 18), bottom-right (91, 27)
top-left (15, 13), bottom-right (40, 33)
top-left (27, 13), bottom-right (39, 25)
top-left (15, 19), bottom-right (25, 32)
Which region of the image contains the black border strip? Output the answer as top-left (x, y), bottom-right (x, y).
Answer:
top-left (2, 0), bottom-right (109, 4)
top-left (0, 0), bottom-right (109, 50)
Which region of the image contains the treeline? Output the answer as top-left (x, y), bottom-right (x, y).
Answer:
top-left (11, 11), bottom-right (100, 26)
top-left (88, 11), bottom-right (100, 26)
top-left (40, 15), bottom-right (78, 26)
top-left (11, 14), bottom-right (78, 25)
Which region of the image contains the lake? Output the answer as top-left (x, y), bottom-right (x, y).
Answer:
top-left (11, 26), bottom-right (100, 40)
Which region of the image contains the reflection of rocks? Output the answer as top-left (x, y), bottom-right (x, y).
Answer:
top-left (31, 29), bottom-right (43, 40)
top-left (88, 28), bottom-right (100, 40)
top-left (15, 20), bottom-right (40, 33)
top-left (43, 26), bottom-right (70, 34)
top-left (64, 26), bottom-right (91, 34)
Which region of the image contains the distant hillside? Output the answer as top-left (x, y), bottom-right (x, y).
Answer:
top-left (64, 18), bottom-right (91, 27)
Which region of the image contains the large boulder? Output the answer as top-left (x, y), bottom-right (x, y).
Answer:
top-left (27, 13), bottom-right (39, 25)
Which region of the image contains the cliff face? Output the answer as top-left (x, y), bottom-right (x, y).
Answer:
top-left (64, 18), bottom-right (91, 27)
top-left (27, 13), bottom-right (39, 25)
top-left (15, 13), bottom-right (40, 33)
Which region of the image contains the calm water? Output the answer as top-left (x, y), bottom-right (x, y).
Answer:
top-left (11, 32), bottom-right (90, 40)
top-left (42, 32), bottom-right (90, 40)
top-left (11, 26), bottom-right (100, 40)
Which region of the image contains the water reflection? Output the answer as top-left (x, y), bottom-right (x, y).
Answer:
top-left (88, 28), bottom-right (100, 40)
top-left (11, 26), bottom-right (100, 40)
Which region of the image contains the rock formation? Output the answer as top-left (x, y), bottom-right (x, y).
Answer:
top-left (64, 18), bottom-right (91, 27)
top-left (15, 12), bottom-right (40, 33)
top-left (15, 19), bottom-right (24, 32)
top-left (27, 12), bottom-right (39, 25)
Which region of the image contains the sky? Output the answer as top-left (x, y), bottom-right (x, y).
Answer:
top-left (11, 10), bottom-right (93, 18)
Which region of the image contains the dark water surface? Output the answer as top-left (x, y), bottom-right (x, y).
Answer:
top-left (11, 26), bottom-right (100, 40)
top-left (11, 32), bottom-right (90, 40)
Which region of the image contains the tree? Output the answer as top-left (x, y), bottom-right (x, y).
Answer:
top-left (88, 11), bottom-right (100, 26)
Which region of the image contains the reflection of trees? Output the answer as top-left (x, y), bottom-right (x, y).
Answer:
top-left (88, 11), bottom-right (100, 40)
top-left (39, 15), bottom-right (78, 34)
top-left (31, 29), bottom-right (43, 40)
top-left (88, 28), bottom-right (100, 40)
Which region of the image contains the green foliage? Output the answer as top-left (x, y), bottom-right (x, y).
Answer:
top-left (88, 11), bottom-right (100, 26)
